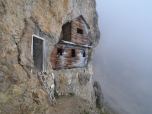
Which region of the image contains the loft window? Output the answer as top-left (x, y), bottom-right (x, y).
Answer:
top-left (83, 51), bottom-right (86, 57)
top-left (31, 35), bottom-right (46, 72)
top-left (72, 49), bottom-right (75, 57)
top-left (77, 28), bottom-right (83, 34)
top-left (57, 48), bottom-right (62, 57)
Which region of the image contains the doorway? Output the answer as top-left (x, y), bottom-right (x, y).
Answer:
top-left (31, 34), bottom-right (46, 72)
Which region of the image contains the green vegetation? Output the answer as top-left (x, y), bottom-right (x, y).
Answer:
top-left (96, 108), bottom-right (107, 114)
top-left (96, 104), bottom-right (101, 110)
top-left (54, 92), bottom-right (59, 99)
top-left (68, 93), bottom-right (75, 97)
top-left (90, 107), bottom-right (93, 110)
top-left (96, 104), bottom-right (107, 114)
top-left (79, 105), bottom-right (82, 108)
top-left (40, 106), bottom-right (48, 113)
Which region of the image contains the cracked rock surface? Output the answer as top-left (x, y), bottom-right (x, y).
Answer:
top-left (0, 0), bottom-right (100, 113)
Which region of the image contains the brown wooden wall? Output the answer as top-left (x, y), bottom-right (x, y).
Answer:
top-left (71, 18), bottom-right (87, 45)
top-left (62, 22), bottom-right (71, 41)
top-left (62, 18), bottom-right (88, 45)
top-left (50, 45), bottom-right (87, 69)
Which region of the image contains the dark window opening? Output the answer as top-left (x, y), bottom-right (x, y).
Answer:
top-left (57, 48), bottom-right (62, 56)
top-left (33, 37), bottom-right (43, 70)
top-left (77, 28), bottom-right (83, 34)
top-left (72, 49), bottom-right (75, 57)
top-left (83, 51), bottom-right (86, 57)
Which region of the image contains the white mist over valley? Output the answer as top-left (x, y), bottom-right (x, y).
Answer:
top-left (93, 0), bottom-right (152, 114)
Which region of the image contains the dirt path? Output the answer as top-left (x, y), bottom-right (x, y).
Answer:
top-left (35, 95), bottom-right (101, 114)
top-left (49, 96), bottom-right (101, 114)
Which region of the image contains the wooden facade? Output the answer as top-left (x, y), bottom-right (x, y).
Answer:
top-left (50, 15), bottom-right (90, 70)
top-left (62, 15), bottom-right (90, 45)
top-left (50, 45), bottom-right (88, 69)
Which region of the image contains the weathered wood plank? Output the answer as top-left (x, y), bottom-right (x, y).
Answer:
top-left (63, 37), bottom-right (71, 41)
top-left (71, 29), bottom-right (77, 33)
top-left (63, 33), bottom-right (71, 37)
top-left (63, 30), bottom-right (71, 34)
top-left (72, 19), bottom-right (83, 24)
top-left (76, 39), bottom-right (87, 43)
top-left (71, 33), bottom-right (87, 38)
top-left (71, 23), bottom-right (83, 27)
top-left (51, 51), bottom-right (58, 54)
top-left (71, 25), bottom-right (84, 29)
top-left (50, 55), bottom-right (57, 58)
top-left (76, 37), bottom-right (87, 41)
top-left (72, 20), bottom-right (84, 25)
top-left (63, 23), bottom-right (71, 41)
top-left (71, 34), bottom-right (87, 38)
top-left (71, 26), bottom-right (84, 30)
top-left (72, 20), bottom-right (80, 24)
top-left (56, 46), bottom-right (63, 48)
top-left (63, 38), bottom-right (71, 41)
top-left (71, 23), bottom-right (84, 28)
top-left (50, 57), bottom-right (57, 61)
top-left (63, 26), bottom-right (71, 30)
top-left (50, 53), bottom-right (57, 56)
top-left (63, 35), bottom-right (71, 38)
top-left (63, 29), bottom-right (71, 33)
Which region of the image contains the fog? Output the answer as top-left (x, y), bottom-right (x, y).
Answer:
top-left (92, 0), bottom-right (152, 114)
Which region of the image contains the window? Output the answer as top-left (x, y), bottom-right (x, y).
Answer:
top-left (57, 48), bottom-right (62, 56)
top-left (77, 28), bottom-right (83, 34)
top-left (57, 48), bottom-right (62, 57)
top-left (72, 49), bottom-right (75, 57)
top-left (31, 34), bottom-right (46, 72)
top-left (83, 51), bottom-right (86, 57)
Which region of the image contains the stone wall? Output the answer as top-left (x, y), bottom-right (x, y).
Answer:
top-left (0, 0), bottom-right (100, 113)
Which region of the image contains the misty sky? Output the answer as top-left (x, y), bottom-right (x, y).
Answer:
top-left (93, 0), bottom-right (152, 114)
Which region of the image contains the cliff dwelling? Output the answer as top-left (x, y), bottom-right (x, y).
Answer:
top-left (50, 15), bottom-right (91, 69)
top-left (0, 0), bottom-right (102, 113)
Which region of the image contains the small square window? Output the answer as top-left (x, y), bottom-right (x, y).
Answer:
top-left (77, 28), bottom-right (83, 34)
top-left (57, 48), bottom-right (62, 57)
top-left (72, 49), bottom-right (75, 57)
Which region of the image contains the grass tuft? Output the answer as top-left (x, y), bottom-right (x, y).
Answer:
top-left (68, 93), bottom-right (75, 97)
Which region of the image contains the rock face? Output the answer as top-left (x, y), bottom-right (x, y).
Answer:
top-left (94, 81), bottom-right (104, 108)
top-left (0, 0), bottom-right (100, 113)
